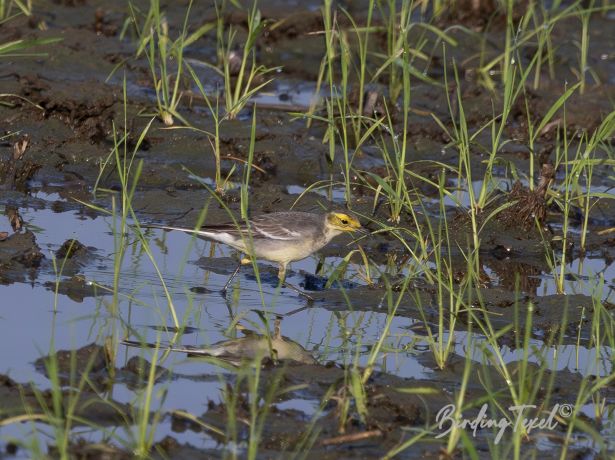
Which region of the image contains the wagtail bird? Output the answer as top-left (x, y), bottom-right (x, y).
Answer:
top-left (145, 211), bottom-right (364, 298)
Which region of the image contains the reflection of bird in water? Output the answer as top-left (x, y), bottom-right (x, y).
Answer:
top-left (122, 320), bottom-right (316, 366)
top-left (144, 211), bottom-right (365, 299)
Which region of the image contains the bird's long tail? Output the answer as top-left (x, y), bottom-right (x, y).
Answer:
top-left (141, 223), bottom-right (247, 249)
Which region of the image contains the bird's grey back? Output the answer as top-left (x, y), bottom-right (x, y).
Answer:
top-left (249, 212), bottom-right (325, 240)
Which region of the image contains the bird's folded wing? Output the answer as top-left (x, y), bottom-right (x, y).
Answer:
top-left (249, 220), bottom-right (303, 240)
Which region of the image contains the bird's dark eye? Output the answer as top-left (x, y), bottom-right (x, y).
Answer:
top-left (341, 219), bottom-right (348, 224)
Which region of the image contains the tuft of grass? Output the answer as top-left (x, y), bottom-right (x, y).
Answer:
top-left (214, 0), bottom-right (277, 120)
top-left (0, 0), bottom-right (31, 22)
top-left (129, 0), bottom-right (214, 125)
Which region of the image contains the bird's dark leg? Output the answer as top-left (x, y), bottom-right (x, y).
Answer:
top-left (221, 257), bottom-right (251, 295)
top-left (278, 263), bottom-right (314, 301)
top-left (221, 264), bottom-right (241, 294)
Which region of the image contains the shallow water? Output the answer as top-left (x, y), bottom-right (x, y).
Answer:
top-left (0, 196), bottom-right (428, 449)
top-left (2, 191), bottom-right (614, 453)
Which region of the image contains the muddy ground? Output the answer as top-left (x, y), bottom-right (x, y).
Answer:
top-left (1, 0), bottom-right (615, 458)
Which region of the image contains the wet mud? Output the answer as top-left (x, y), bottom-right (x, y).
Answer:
top-left (1, 0), bottom-right (614, 458)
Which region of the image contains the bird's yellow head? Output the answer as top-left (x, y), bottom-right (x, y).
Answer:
top-left (326, 212), bottom-right (363, 233)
